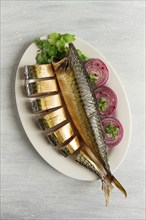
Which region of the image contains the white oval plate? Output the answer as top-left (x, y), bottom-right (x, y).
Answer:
top-left (15, 37), bottom-right (132, 181)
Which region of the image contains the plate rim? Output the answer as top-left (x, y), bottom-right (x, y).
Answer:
top-left (15, 36), bottom-right (132, 181)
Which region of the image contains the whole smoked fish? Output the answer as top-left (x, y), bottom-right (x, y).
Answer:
top-left (53, 43), bottom-right (127, 205)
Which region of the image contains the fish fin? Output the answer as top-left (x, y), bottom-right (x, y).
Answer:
top-left (111, 176), bottom-right (127, 198)
top-left (102, 174), bottom-right (127, 206)
top-left (102, 180), bottom-right (113, 206)
top-left (105, 174), bottom-right (127, 198)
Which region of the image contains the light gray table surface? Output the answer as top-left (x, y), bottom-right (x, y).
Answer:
top-left (1, 1), bottom-right (145, 220)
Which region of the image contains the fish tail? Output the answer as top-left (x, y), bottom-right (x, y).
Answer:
top-left (102, 175), bottom-right (127, 206)
top-left (105, 174), bottom-right (127, 197)
top-left (76, 150), bottom-right (112, 206)
top-left (111, 175), bottom-right (127, 197)
top-left (102, 180), bottom-right (113, 206)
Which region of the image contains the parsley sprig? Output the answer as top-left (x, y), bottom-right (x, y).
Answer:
top-left (98, 98), bottom-right (107, 111)
top-left (88, 73), bottom-right (97, 84)
top-left (34, 33), bottom-right (88, 64)
top-left (77, 49), bottom-right (89, 62)
top-left (105, 123), bottom-right (119, 139)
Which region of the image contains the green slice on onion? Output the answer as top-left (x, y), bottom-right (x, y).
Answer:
top-left (105, 123), bottom-right (119, 139)
top-left (98, 98), bottom-right (107, 111)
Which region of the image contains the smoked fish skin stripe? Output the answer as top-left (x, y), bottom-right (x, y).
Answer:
top-left (60, 136), bottom-right (80, 157)
top-left (30, 94), bottom-right (62, 113)
top-left (37, 107), bottom-right (66, 130)
top-left (24, 64), bottom-right (54, 80)
top-left (26, 79), bottom-right (58, 97)
top-left (47, 122), bottom-right (74, 147)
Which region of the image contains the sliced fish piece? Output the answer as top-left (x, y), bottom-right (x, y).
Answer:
top-left (37, 107), bottom-right (66, 130)
top-left (47, 122), bottom-right (74, 147)
top-left (30, 94), bottom-right (62, 113)
top-left (26, 79), bottom-right (58, 97)
top-left (24, 64), bottom-right (54, 80)
top-left (60, 136), bottom-right (80, 157)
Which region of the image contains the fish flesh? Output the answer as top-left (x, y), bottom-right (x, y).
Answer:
top-left (37, 107), bottom-right (67, 130)
top-left (24, 64), bottom-right (81, 157)
top-left (24, 64), bottom-right (54, 80)
top-left (46, 122), bottom-right (80, 156)
top-left (26, 79), bottom-right (58, 97)
top-left (53, 43), bottom-right (127, 205)
top-left (46, 122), bottom-right (74, 147)
top-left (53, 57), bottom-right (109, 170)
top-left (60, 136), bottom-right (80, 157)
top-left (30, 94), bottom-right (62, 113)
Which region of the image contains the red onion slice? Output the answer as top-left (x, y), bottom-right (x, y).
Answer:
top-left (94, 86), bottom-right (117, 117)
top-left (84, 59), bottom-right (109, 87)
top-left (102, 117), bottom-right (124, 148)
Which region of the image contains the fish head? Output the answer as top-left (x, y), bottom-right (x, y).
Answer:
top-left (52, 57), bottom-right (69, 73)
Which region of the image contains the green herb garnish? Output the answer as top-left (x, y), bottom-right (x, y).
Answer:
top-left (98, 98), bottom-right (107, 111)
top-left (35, 33), bottom-right (75, 64)
top-left (105, 124), bottom-right (119, 139)
top-left (34, 33), bottom-right (88, 64)
top-left (88, 73), bottom-right (97, 84)
top-left (77, 49), bottom-right (89, 62)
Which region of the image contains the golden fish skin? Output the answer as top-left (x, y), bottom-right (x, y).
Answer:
top-left (47, 122), bottom-right (74, 147)
top-left (60, 136), bottom-right (80, 157)
top-left (53, 59), bottom-right (101, 162)
top-left (68, 44), bottom-right (110, 172)
top-left (37, 107), bottom-right (67, 130)
top-left (26, 79), bottom-right (58, 97)
top-left (24, 64), bottom-right (54, 80)
top-left (30, 94), bottom-right (62, 113)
